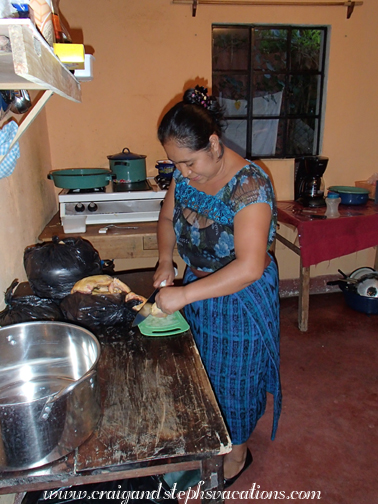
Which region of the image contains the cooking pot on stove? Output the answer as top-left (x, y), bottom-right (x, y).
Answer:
top-left (0, 321), bottom-right (101, 471)
top-left (48, 168), bottom-right (113, 189)
top-left (107, 147), bottom-right (147, 183)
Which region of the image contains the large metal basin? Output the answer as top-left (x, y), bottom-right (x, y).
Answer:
top-left (0, 321), bottom-right (101, 471)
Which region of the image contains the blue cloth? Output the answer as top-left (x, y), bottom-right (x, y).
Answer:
top-left (184, 258), bottom-right (281, 444)
top-left (174, 161), bottom-right (282, 443)
top-left (0, 121), bottom-right (20, 179)
top-left (173, 162), bottom-right (277, 273)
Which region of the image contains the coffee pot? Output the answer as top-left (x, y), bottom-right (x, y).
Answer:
top-left (295, 156), bottom-right (329, 207)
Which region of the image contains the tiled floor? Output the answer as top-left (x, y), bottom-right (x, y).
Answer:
top-left (181, 292), bottom-right (378, 503)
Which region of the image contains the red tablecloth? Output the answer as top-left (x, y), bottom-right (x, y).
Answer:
top-left (276, 200), bottom-right (378, 267)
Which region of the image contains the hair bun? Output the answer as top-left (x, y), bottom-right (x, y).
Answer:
top-left (184, 85), bottom-right (217, 110)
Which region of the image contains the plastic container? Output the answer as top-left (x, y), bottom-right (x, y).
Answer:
top-left (62, 216), bottom-right (87, 233)
top-left (328, 186), bottom-right (369, 205)
top-left (155, 160), bottom-right (175, 180)
top-left (74, 54), bottom-right (95, 82)
top-left (325, 192), bottom-right (341, 218)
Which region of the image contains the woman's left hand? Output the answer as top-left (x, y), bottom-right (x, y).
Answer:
top-left (155, 286), bottom-right (187, 315)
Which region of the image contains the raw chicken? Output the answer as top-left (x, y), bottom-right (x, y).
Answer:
top-left (71, 275), bottom-right (131, 295)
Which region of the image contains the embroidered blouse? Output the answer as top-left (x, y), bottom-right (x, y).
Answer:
top-left (173, 161), bottom-right (277, 273)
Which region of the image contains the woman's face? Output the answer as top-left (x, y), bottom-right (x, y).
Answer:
top-left (163, 136), bottom-right (222, 184)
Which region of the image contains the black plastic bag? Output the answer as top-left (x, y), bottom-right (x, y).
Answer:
top-left (0, 279), bottom-right (64, 326)
top-left (24, 236), bottom-right (102, 300)
top-left (60, 292), bottom-right (140, 329)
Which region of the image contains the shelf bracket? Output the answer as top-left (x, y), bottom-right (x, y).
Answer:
top-left (346, 1), bottom-right (355, 18)
top-left (180, 1), bottom-right (363, 19)
top-left (0, 89), bottom-right (54, 165)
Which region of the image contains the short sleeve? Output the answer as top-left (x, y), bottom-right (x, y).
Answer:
top-left (230, 165), bottom-right (275, 214)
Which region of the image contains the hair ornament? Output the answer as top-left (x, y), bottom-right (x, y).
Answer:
top-left (191, 85), bottom-right (209, 109)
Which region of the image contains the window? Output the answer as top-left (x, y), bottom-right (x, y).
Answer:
top-left (212, 25), bottom-right (328, 159)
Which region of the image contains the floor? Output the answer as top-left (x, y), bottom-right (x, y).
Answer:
top-left (1, 291), bottom-right (377, 504)
top-left (180, 292), bottom-right (378, 504)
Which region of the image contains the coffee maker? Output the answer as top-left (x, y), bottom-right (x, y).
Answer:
top-left (295, 155), bottom-right (329, 207)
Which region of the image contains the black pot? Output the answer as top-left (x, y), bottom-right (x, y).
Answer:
top-left (107, 148), bottom-right (147, 183)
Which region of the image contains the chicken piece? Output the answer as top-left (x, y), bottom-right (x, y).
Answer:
top-left (71, 275), bottom-right (131, 295)
top-left (125, 292), bottom-right (148, 311)
top-left (109, 277), bottom-right (132, 294)
top-left (126, 291), bottom-right (167, 318)
top-left (151, 303), bottom-right (167, 318)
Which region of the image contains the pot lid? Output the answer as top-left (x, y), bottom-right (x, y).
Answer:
top-left (107, 147), bottom-right (146, 161)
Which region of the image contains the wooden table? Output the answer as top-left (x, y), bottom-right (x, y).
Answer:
top-left (276, 200), bottom-right (378, 332)
top-left (38, 213), bottom-right (178, 261)
top-left (0, 271), bottom-right (231, 503)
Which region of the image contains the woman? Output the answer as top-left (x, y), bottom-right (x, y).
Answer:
top-left (153, 86), bottom-right (282, 487)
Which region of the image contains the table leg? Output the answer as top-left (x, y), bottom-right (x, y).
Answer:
top-left (298, 261), bottom-right (310, 332)
top-left (200, 456), bottom-right (224, 503)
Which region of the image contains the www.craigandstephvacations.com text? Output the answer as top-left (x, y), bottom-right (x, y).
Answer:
top-left (42, 482), bottom-right (322, 502)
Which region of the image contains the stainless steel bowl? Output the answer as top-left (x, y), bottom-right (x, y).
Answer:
top-left (0, 321), bottom-right (101, 471)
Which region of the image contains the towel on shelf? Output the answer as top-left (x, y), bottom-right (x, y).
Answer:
top-left (0, 121), bottom-right (20, 179)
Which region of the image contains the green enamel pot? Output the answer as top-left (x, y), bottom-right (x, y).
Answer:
top-left (48, 168), bottom-right (113, 189)
top-left (107, 148), bottom-right (147, 183)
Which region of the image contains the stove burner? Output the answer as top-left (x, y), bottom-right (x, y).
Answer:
top-left (68, 187), bottom-right (106, 194)
top-left (112, 179), bottom-right (152, 192)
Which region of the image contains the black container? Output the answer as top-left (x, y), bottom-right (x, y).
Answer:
top-left (295, 155), bottom-right (329, 207)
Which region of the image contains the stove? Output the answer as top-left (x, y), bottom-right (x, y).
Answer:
top-left (59, 178), bottom-right (167, 233)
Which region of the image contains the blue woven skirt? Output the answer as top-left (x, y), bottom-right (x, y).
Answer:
top-left (183, 257), bottom-right (282, 444)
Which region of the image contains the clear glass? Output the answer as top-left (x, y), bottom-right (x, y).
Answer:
top-left (213, 73), bottom-right (249, 105)
top-left (287, 117), bottom-right (319, 157)
top-left (223, 119), bottom-right (247, 157)
top-left (253, 28), bottom-right (288, 71)
top-left (290, 29), bottom-right (324, 72)
top-left (288, 75), bottom-right (321, 116)
top-left (213, 27), bottom-right (249, 71)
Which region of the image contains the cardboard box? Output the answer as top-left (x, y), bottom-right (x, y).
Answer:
top-left (355, 180), bottom-right (377, 200)
top-left (53, 43), bottom-right (85, 70)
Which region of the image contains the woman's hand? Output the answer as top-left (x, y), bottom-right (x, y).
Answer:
top-left (153, 262), bottom-right (176, 289)
top-left (155, 286), bottom-right (187, 315)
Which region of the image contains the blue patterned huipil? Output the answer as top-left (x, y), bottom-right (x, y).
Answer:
top-left (173, 162), bottom-right (282, 443)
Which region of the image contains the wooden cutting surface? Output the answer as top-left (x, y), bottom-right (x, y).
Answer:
top-left (38, 213), bottom-right (180, 261)
top-left (0, 270), bottom-right (231, 497)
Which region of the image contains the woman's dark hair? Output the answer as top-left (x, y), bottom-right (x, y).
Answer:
top-left (158, 86), bottom-right (225, 152)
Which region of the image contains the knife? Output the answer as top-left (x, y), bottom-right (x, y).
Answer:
top-left (131, 268), bottom-right (178, 327)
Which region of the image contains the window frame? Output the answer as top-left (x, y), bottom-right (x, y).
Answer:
top-left (212, 24), bottom-right (329, 159)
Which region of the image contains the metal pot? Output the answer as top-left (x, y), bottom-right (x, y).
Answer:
top-left (48, 168), bottom-right (113, 189)
top-left (107, 148), bottom-right (147, 183)
top-left (0, 321), bottom-right (101, 471)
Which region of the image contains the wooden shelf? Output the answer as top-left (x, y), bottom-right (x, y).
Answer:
top-left (0, 18), bottom-right (81, 102)
top-left (0, 19), bottom-right (82, 164)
